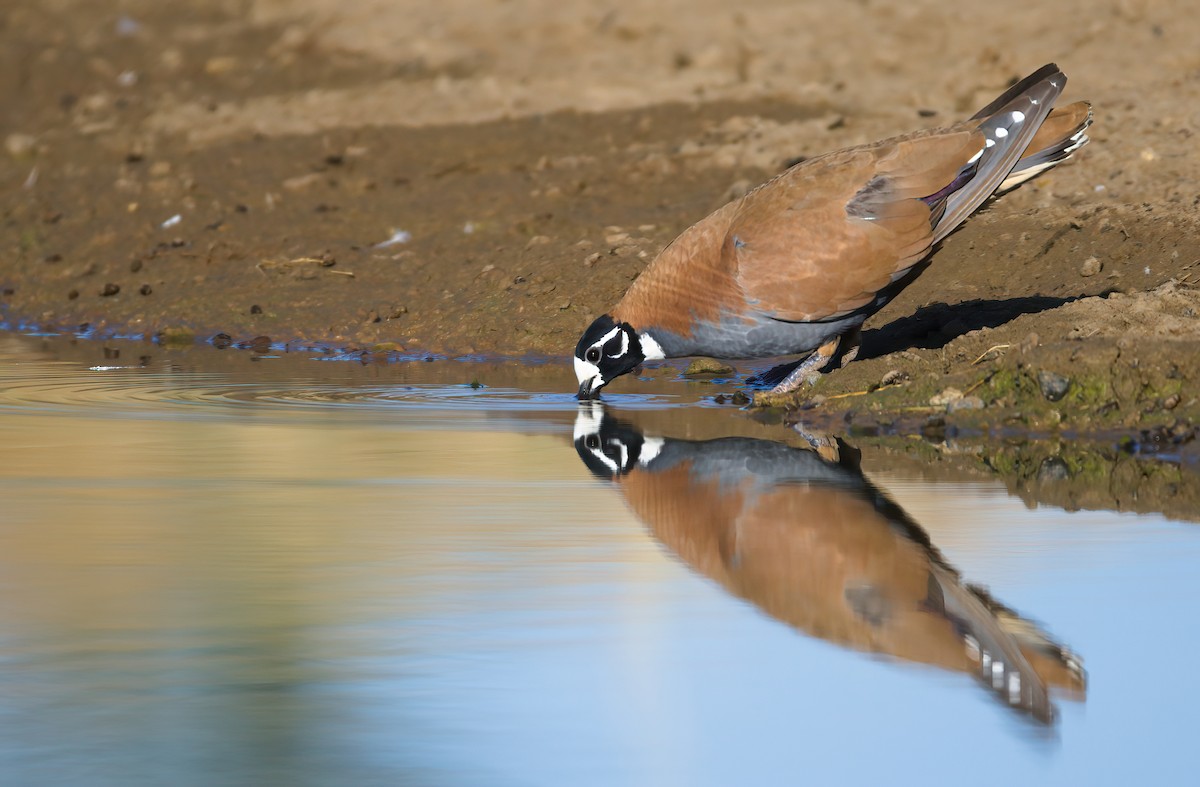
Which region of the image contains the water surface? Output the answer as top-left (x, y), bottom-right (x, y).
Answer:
top-left (1, 334), bottom-right (1198, 786)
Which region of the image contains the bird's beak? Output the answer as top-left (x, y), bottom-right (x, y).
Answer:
top-left (577, 377), bottom-right (601, 400)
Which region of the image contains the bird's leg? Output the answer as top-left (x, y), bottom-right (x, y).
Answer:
top-left (834, 326), bottom-right (862, 368)
top-left (770, 335), bottom-right (842, 394)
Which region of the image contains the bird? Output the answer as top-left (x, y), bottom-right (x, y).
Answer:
top-left (574, 404), bottom-right (1087, 723)
top-left (573, 63), bottom-right (1092, 399)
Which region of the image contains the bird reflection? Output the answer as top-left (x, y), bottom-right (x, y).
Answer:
top-left (574, 404), bottom-right (1085, 724)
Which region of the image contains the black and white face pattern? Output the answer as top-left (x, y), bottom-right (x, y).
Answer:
top-left (573, 403), bottom-right (663, 478)
top-left (573, 315), bottom-right (644, 399)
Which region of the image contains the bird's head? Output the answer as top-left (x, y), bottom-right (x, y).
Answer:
top-left (573, 315), bottom-right (645, 399)
top-left (573, 402), bottom-right (653, 478)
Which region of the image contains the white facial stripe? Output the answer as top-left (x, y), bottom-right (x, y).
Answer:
top-left (587, 447), bottom-right (620, 476)
top-left (607, 330), bottom-right (629, 358)
top-left (573, 405), bottom-right (605, 440)
top-left (596, 326), bottom-right (621, 346)
top-left (574, 355), bottom-right (601, 386)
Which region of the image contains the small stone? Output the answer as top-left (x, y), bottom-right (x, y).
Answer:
top-left (1037, 457), bottom-right (1070, 482)
top-left (947, 395), bottom-right (985, 412)
top-left (5, 133), bottom-right (36, 157)
top-left (1164, 393), bottom-right (1181, 410)
top-left (713, 394), bottom-right (728, 404)
top-left (1037, 370), bottom-right (1071, 401)
top-left (67, 289), bottom-right (78, 300)
top-left (159, 327), bottom-right (196, 346)
top-left (1080, 256), bottom-right (1102, 277)
top-left (211, 332), bottom-right (233, 349)
top-left (731, 391), bottom-right (750, 406)
top-left (250, 304), bottom-right (263, 315)
top-left (880, 369), bottom-right (909, 386)
top-left (525, 235), bottom-right (552, 248)
top-left (249, 335), bottom-right (271, 353)
top-left (684, 358), bottom-right (735, 376)
top-left (100, 283), bottom-right (120, 296)
top-left (130, 259), bottom-right (143, 272)
top-left (930, 388), bottom-right (964, 407)
top-left (584, 252), bottom-right (603, 266)
top-left (138, 284), bottom-right (152, 296)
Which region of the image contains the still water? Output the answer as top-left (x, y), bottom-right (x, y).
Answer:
top-left (1, 333), bottom-right (1198, 786)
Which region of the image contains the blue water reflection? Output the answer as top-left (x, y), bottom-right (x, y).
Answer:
top-left (2, 335), bottom-right (1199, 785)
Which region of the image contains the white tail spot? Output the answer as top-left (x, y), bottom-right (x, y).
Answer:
top-left (1012, 110), bottom-right (1026, 123)
top-left (994, 126), bottom-right (1009, 139)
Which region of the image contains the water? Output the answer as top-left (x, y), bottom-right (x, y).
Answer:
top-left (1, 333), bottom-right (1198, 786)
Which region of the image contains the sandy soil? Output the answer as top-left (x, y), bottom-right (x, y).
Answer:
top-left (3, 0), bottom-right (1200, 426)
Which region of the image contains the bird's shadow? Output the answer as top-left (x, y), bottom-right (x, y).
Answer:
top-left (748, 294), bottom-right (1081, 387)
top-left (858, 294), bottom-right (1079, 360)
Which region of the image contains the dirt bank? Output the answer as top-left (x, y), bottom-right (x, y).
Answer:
top-left (3, 0), bottom-right (1200, 423)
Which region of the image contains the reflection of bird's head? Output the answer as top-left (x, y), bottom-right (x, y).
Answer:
top-left (573, 403), bottom-right (661, 479)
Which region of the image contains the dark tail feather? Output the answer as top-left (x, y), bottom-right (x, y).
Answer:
top-left (932, 64), bottom-right (1068, 244)
top-left (999, 101), bottom-right (1093, 192)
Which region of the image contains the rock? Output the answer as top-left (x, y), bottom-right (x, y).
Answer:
top-left (1037, 370), bottom-right (1071, 401)
top-left (930, 387), bottom-right (963, 406)
top-left (1080, 256), bottom-right (1102, 277)
top-left (1164, 393), bottom-right (1181, 410)
top-left (947, 395), bottom-right (985, 412)
top-left (159, 327), bottom-right (196, 346)
top-left (210, 332), bottom-right (232, 349)
top-left (684, 358), bottom-right (734, 376)
top-left (1037, 457), bottom-right (1071, 482)
top-left (100, 283), bottom-right (120, 296)
top-left (5, 133), bottom-right (36, 157)
top-left (731, 390), bottom-right (750, 406)
top-left (880, 369), bottom-right (909, 386)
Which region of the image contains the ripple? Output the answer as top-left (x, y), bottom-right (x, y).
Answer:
top-left (0, 364), bottom-right (677, 419)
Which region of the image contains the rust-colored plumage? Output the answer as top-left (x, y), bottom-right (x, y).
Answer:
top-left (575, 64), bottom-right (1092, 398)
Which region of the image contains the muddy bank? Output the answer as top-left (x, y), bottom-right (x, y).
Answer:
top-left (3, 0), bottom-right (1200, 427)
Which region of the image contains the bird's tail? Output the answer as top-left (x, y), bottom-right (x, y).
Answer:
top-left (999, 101), bottom-right (1093, 192)
top-left (932, 64), bottom-right (1077, 244)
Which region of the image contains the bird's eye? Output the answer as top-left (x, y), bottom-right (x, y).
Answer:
top-left (586, 347), bottom-right (600, 363)
top-left (586, 435), bottom-right (600, 449)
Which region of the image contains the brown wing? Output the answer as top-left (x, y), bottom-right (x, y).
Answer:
top-left (730, 128), bottom-right (985, 322)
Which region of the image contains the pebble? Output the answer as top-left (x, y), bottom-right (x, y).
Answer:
top-left (684, 358), bottom-right (734, 376)
top-left (100, 283), bottom-right (120, 296)
top-left (1080, 256), bottom-right (1102, 277)
top-left (1037, 370), bottom-right (1071, 401)
top-left (930, 387), bottom-right (963, 406)
top-left (139, 284), bottom-right (152, 295)
top-left (947, 395), bottom-right (985, 412)
top-left (880, 369), bottom-right (909, 386)
top-left (5, 133), bottom-right (36, 157)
